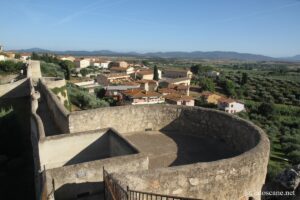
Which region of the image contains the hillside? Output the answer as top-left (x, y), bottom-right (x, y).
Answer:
top-left (12, 48), bottom-right (300, 61)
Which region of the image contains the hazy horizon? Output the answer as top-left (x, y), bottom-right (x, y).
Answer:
top-left (1, 0), bottom-right (300, 57)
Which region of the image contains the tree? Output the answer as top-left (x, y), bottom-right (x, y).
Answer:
top-left (67, 83), bottom-right (109, 109)
top-left (241, 72), bottom-right (248, 85)
top-left (108, 61), bottom-right (119, 68)
top-left (0, 61), bottom-right (25, 73)
top-left (199, 77), bottom-right (215, 92)
top-left (14, 53), bottom-right (21, 59)
top-left (59, 60), bottom-right (75, 80)
top-left (223, 80), bottom-right (236, 97)
top-left (142, 60), bottom-right (149, 67)
top-left (31, 52), bottom-right (40, 60)
top-left (153, 65), bottom-right (159, 81)
top-left (80, 68), bottom-right (88, 77)
top-left (258, 102), bottom-right (275, 118)
top-left (190, 64), bottom-right (214, 75)
top-left (94, 87), bottom-right (106, 99)
top-left (190, 64), bottom-right (200, 74)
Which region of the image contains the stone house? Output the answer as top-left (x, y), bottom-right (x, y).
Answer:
top-left (136, 69), bottom-right (162, 80)
top-left (164, 68), bottom-right (192, 79)
top-left (200, 92), bottom-right (223, 104)
top-left (96, 73), bottom-right (131, 86)
top-left (74, 58), bottom-right (90, 69)
top-left (136, 79), bottom-right (158, 91)
top-left (164, 93), bottom-right (195, 106)
top-left (110, 66), bottom-right (135, 75)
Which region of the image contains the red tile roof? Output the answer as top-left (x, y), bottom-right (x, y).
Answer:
top-left (136, 79), bottom-right (157, 84)
top-left (165, 93), bottom-right (194, 101)
top-left (218, 98), bottom-right (236, 104)
top-left (137, 70), bottom-right (153, 75)
top-left (122, 90), bottom-right (162, 98)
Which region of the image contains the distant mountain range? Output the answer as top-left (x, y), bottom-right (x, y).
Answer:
top-left (12, 48), bottom-right (300, 61)
top-left (283, 55), bottom-right (300, 61)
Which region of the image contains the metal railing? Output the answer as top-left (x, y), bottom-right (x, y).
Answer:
top-left (104, 168), bottom-right (128, 200)
top-left (127, 189), bottom-right (199, 200)
top-left (103, 168), bottom-right (201, 200)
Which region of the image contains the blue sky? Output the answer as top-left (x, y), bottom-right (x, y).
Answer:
top-left (0, 0), bottom-right (300, 57)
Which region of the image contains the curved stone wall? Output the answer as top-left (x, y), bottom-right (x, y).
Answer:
top-left (69, 105), bottom-right (270, 200)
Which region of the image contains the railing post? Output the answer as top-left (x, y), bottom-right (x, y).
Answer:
top-left (127, 186), bottom-right (129, 200)
top-left (103, 167), bottom-right (106, 200)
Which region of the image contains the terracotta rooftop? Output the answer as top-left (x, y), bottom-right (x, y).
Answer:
top-left (136, 79), bottom-right (157, 84)
top-left (200, 91), bottom-right (216, 97)
top-left (218, 98), bottom-right (236, 104)
top-left (110, 67), bottom-right (127, 71)
top-left (158, 88), bottom-right (177, 94)
top-left (137, 70), bottom-right (153, 75)
top-left (164, 68), bottom-right (190, 72)
top-left (104, 73), bottom-right (130, 78)
top-left (120, 81), bottom-right (140, 86)
top-left (122, 90), bottom-right (162, 98)
top-left (165, 93), bottom-right (194, 101)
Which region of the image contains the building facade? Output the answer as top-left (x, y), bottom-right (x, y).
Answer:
top-left (218, 98), bottom-right (245, 113)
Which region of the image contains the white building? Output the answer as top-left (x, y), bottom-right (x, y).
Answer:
top-left (110, 66), bottom-right (135, 75)
top-left (217, 98), bottom-right (245, 114)
top-left (122, 90), bottom-right (165, 105)
top-left (119, 61), bottom-right (128, 68)
top-left (75, 59), bottom-right (90, 69)
top-left (60, 56), bottom-right (75, 62)
top-left (206, 71), bottom-right (220, 78)
top-left (0, 55), bottom-right (6, 61)
top-left (100, 61), bottom-right (111, 69)
top-left (91, 61), bottom-right (101, 67)
top-left (20, 53), bottom-right (31, 61)
top-left (0, 45), bottom-right (3, 52)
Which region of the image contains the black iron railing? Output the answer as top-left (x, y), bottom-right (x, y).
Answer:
top-left (103, 168), bottom-right (201, 200)
top-left (104, 168), bottom-right (128, 200)
top-left (127, 189), bottom-right (199, 200)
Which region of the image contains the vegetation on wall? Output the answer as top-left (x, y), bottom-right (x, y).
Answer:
top-left (67, 83), bottom-right (109, 110)
top-left (40, 62), bottom-right (64, 78)
top-left (32, 52), bottom-right (75, 80)
top-left (0, 61), bottom-right (25, 74)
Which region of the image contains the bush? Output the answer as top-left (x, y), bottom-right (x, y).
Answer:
top-left (67, 84), bottom-right (109, 110)
top-left (41, 62), bottom-right (64, 78)
top-left (0, 61), bottom-right (25, 74)
top-left (198, 77), bottom-right (215, 92)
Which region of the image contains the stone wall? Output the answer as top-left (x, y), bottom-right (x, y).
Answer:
top-left (113, 141), bottom-right (268, 200)
top-left (29, 78), bottom-right (45, 200)
top-left (46, 153), bottom-right (149, 200)
top-left (0, 78), bottom-right (30, 98)
top-left (69, 105), bottom-right (180, 133)
top-left (42, 77), bottom-right (66, 89)
top-left (111, 113), bottom-right (269, 200)
top-left (39, 129), bottom-right (108, 169)
top-left (27, 60), bottom-right (42, 82)
top-left (109, 128), bottom-right (139, 157)
top-left (68, 105), bottom-right (269, 200)
top-left (39, 79), bottom-right (70, 133)
top-left (39, 129), bottom-right (139, 170)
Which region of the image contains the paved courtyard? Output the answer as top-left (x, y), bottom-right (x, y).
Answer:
top-left (125, 131), bottom-right (237, 169)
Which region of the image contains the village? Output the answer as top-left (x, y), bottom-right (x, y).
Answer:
top-left (0, 50), bottom-right (245, 114)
